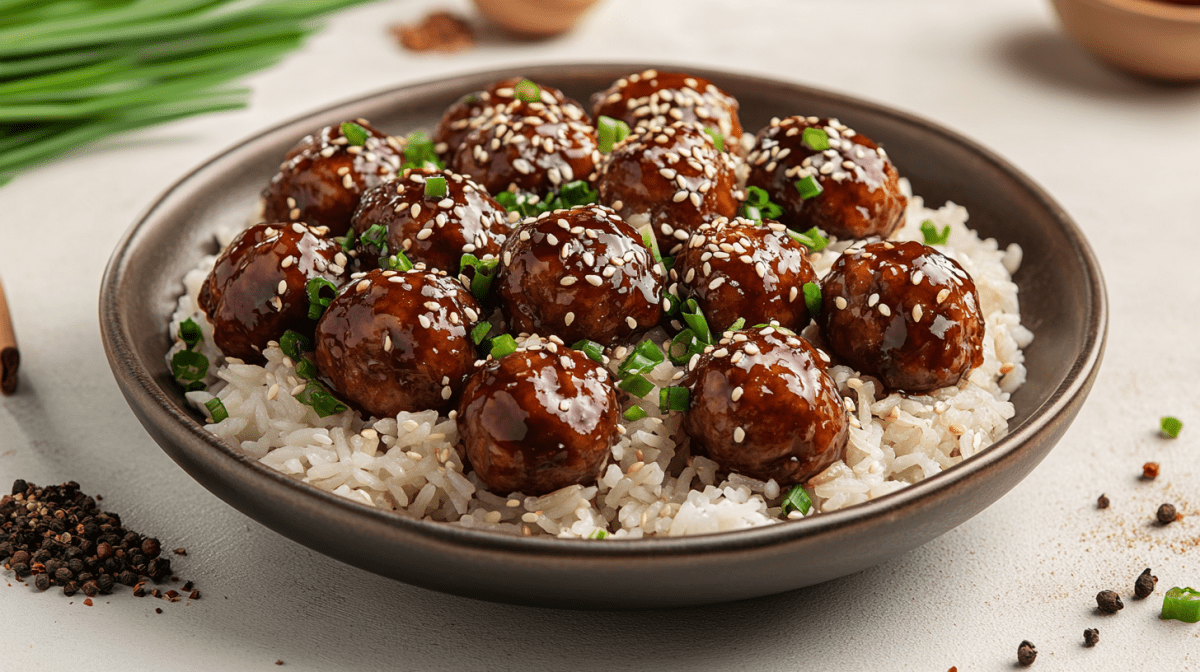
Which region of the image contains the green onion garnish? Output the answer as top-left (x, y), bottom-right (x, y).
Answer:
top-left (668, 329), bottom-right (701, 365)
top-left (802, 127), bottom-right (830, 151)
top-left (294, 357), bottom-right (318, 380)
top-left (402, 131), bottom-right (445, 171)
top-left (489, 334), bottom-right (518, 359)
top-left (359, 223), bottom-right (389, 256)
top-left (659, 386), bottom-right (689, 413)
top-left (493, 181), bottom-right (597, 218)
top-left (459, 253), bottom-right (499, 300)
top-left (184, 381), bottom-right (207, 393)
top-left (204, 397), bottom-right (228, 423)
top-left (424, 176), bottom-right (447, 199)
top-left (664, 292), bottom-right (682, 318)
top-left (802, 282), bottom-right (822, 318)
top-left (178, 318), bottom-right (203, 350)
top-left (335, 226), bottom-right (357, 253)
top-left (622, 405), bottom-right (647, 422)
top-left (725, 317), bottom-right (746, 333)
top-left (305, 277), bottom-right (338, 321)
top-left (739, 186), bottom-right (783, 223)
top-left (750, 323), bottom-right (796, 336)
top-left (513, 79), bottom-right (540, 103)
top-left (597, 115), bottom-right (631, 153)
top-left (279, 330), bottom-right (311, 361)
top-left (1161, 416), bottom-right (1183, 438)
top-left (171, 349), bottom-right (208, 382)
top-left (557, 180), bottom-right (598, 208)
top-left (1162, 587), bottom-right (1200, 623)
top-left (340, 121), bottom-right (368, 147)
top-left (618, 373), bottom-right (655, 399)
top-left (787, 226), bottom-right (829, 251)
top-left (681, 299), bottom-right (712, 345)
top-left (618, 340), bottom-right (665, 378)
top-left (381, 251), bottom-right (414, 272)
top-left (920, 219), bottom-right (951, 245)
top-left (588, 529), bottom-right (609, 540)
top-left (781, 485), bottom-right (813, 516)
top-left (638, 225), bottom-right (664, 269)
top-left (794, 176), bottom-right (823, 200)
top-left (294, 380), bottom-right (348, 418)
top-left (471, 322), bottom-right (492, 345)
top-left (702, 128), bottom-right (724, 152)
top-left (571, 339), bottom-right (605, 364)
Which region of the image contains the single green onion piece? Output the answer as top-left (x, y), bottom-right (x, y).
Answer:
top-left (740, 204), bottom-right (763, 224)
top-left (171, 349), bottom-right (208, 382)
top-left (335, 226), bottom-right (357, 253)
top-left (637, 224), bottom-right (666, 271)
top-left (341, 121), bottom-right (368, 147)
top-left (664, 293), bottom-right (682, 318)
top-left (781, 485), bottom-right (813, 516)
top-left (745, 186), bottom-right (770, 208)
top-left (359, 223), bottom-right (388, 255)
top-left (494, 190), bottom-right (519, 211)
top-left (787, 226), bottom-right (830, 251)
top-left (295, 380), bottom-right (348, 418)
top-left (681, 299), bottom-right (712, 345)
top-left (920, 219), bottom-right (951, 245)
top-left (802, 282), bottom-right (822, 319)
top-left (1161, 416), bottom-right (1183, 438)
top-left (794, 175), bottom-right (823, 200)
top-left (402, 130), bottom-right (445, 171)
top-left (471, 322), bottom-right (492, 345)
top-left (597, 115), bottom-right (631, 153)
top-left (424, 176), bottom-right (447, 199)
top-left (305, 277), bottom-right (338, 321)
top-left (204, 397), bottom-right (228, 423)
top-left (588, 529), bottom-right (609, 540)
top-left (661, 256), bottom-right (676, 272)
top-left (668, 329), bottom-right (699, 365)
top-left (460, 253), bottom-right (499, 300)
top-left (184, 381), bottom-right (207, 393)
top-left (571, 339), bottom-right (605, 364)
top-left (279, 330), bottom-right (311, 361)
top-left (1161, 587), bottom-right (1200, 623)
top-left (726, 317), bottom-right (746, 333)
top-left (513, 79), bottom-right (540, 103)
top-left (558, 180), bottom-right (598, 207)
top-left (618, 373), bottom-right (655, 399)
top-left (489, 334), bottom-right (518, 358)
top-left (703, 128), bottom-right (724, 152)
top-left (659, 386), bottom-right (690, 413)
top-left (762, 201), bottom-right (783, 220)
top-left (381, 251), bottom-right (414, 272)
top-left (802, 127), bottom-right (830, 151)
top-left (294, 357), bottom-right (318, 380)
top-left (618, 340), bottom-right (665, 378)
top-left (178, 318), bottom-right (203, 350)
top-left (622, 405), bottom-right (647, 422)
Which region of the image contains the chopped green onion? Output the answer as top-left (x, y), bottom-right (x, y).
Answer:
top-left (204, 397), bottom-right (228, 423)
top-left (1161, 416), bottom-right (1183, 438)
top-left (638, 224), bottom-right (664, 269)
top-left (424, 176), bottom-right (447, 199)
top-left (294, 357), bottom-right (318, 380)
top-left (802, 282), bottom-right (822, 318)
top-left (663, 292), bottom-right (682, 318)
top-left (459, 253), bottom-right (498, 300)
top-left (305, 277), bottom-right (338, 321)
top-left (340, 121), bottom-right (368, 147)
top-left (781, 485), bottom-right (813, 516)
top-left (920, 219), bottom-right (951, 245)
top-left (744, 186), bottom-right (770, 208)
top-left (740, 186), bottom-right (784, 223)
top-left (794, 175), bottom-right (823, 200)
top-left (725, 317), bottom-right (745, 333)
top-left (294, 380), bottom-right (348, 418)
top-left (588, 529), bottom-right (609, 540)
top-left (802, 127), bottom-right (830, 151)
top-left (622, 405), bottom-right (647, 422)
top-left (334, 226), bottom-right (357, 253)
top-left (750, 323), bottom-right (796, 336)
top-left (171, 349), bottom-right (208, 382)
top-left (618, 340), bottom-right (665, 378)
top-left (659, 386), bottom-right (690, 413)
top-left (571, 339), bottom-right (605, 364)
top-left (513, 79), bottom-right (540, 103)
top-left (489, 334), bottom-right (518, 358)
top-left (661, 256), bottom-right (676, 272)
top-left (668, 329), bottom-right (701, 365)
top-left (597, 115), bottom-right (631, 153)
top-left (178, 318), bottom-right (203, 350)
top-left (557, 180), bottom-right (598, 208)
top-left (741, 205), bottom-right (762, 223)
top-left (787, 226), bottom-right (829, 251)
top-left (402, 130), bottom-right (444, 171)
top-left (279, 330), bottom-right (311, 360)
top-left (184, 380), bottom-right (207, 393)
top-left (681, 299), bottom-right (712, 345)
top-left (1162, 587), bottom-right (1200, 623)
top-left (359, 223), bottom-right (389, 256)
top-left (471, 322), bottom-right (492, 345)
top-left (702, 128), bottom-right (724, 152)
top-left (381, 251), bottom-right (413, 272)
top-left (618, 373), bottom-right (655, 399)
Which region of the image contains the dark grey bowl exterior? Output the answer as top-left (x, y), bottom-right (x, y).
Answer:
top-left (100, 64), bottom-right (1106, 610)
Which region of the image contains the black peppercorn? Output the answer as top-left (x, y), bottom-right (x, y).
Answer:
top-left (96, 574), bottom-right (114, 593)
top-left (141, 537), bottom-right (161, 559)
top-left (12, 479), bottom-right (27, 495)
top-left (1134, 568), bottom-right (1157, 599)
top-left (1156, 503), bottom-right (1177, 525)
top-left (82, 580), bottom-right (98, 597)
top-left (61, 580), bottom-right (78, 596)
top-left (34, 573), bottom-right (51, 591)
top-left (118, 570), bottom-right (138, 586)
top-left (54, 567), bottom-right (73, 584)
top-left (66, 558), bottom-right (84, 574)
top-left (1017, 640), bottom-right (1037, 667)
top-left (11, 550), bottom-right (31, 566)
top-left (1083, 628), bottom-right (1099, 647)
top-left (1096, 590), bottom-right (1123, 613)
top-left (1096, 494), bottom-right (1109, 509)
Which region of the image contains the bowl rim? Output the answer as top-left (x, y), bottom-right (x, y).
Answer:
top-left (1064, 0), bottom-right (1200, 21)
top-left (100, 61), bottom-right (1108, 563)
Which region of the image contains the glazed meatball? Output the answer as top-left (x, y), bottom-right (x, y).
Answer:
top-left (592, 69), bottom-right (743, 154)
top-left (596, 121), bottom-right (740, 255)
top-left (671, 216), bottom-right (820, 334)
top-left (433, 77), bottom-right (588, 158)
top-left (458, 341), bottom-right (618, 495)
top-left (450, 99), bottom-right (598, 197)
top-left (262, 119), bottom-right (404, 236)
top-left (820, 241), bottom-right (985, 392)
top-left (682, 329), bottom-right (848, 484)
top-left (314, 268), bottom-right (482, 417)
top-left (746, 116), bottom-right (905, 241)
top-left (496, 205), bottom-right (663, 345)
top-left (199, 222), bottom-right (350, 364)
top-left (350, 167), bottom-right (510, 274)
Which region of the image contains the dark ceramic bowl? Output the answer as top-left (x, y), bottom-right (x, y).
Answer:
top-left (100, 64), bottom-right (1107, 609)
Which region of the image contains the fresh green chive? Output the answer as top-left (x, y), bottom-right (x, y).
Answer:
top-left (471, 322), bottom-right (492, 345)
top-left (1161, 416), bottom-right (1183, 438)
top-left (305, 277), bottom-right (338, 321)
top-left (460, 253), bottom-right (498, 300)
top-left (802, 127), bottom-right (830, 151)
top-left (359, 223), bottom-right (388, 256)
top-left (725, 317), bottom-right (745, 333)
top-left (184, 380), bottom-right (207, 392)
top-left (513, 79), bottom-right (540, 103)
top-left (681, 299), bottom-right (712, 345)
top-left (402, 130), bottom-right (444, 171)
top-left (381, 251), bottom-right (413, 272)
top-left (424, 176), bottom-right (447, 199)
top-left (618, 373), bottom-right (655, 398)
top-left (794, 175), bottom-right (823, 200)
top-left (587, 529), bottom-right (609, 540)
top-left (171, 349), bottom-right (208, 382)
top-left (557, 180), bottom-right (598, 208)
top-left (802, 282), bottom-right (822, 318)
top-left (740, 204), bottom-right (763, 223)
top-left (279, 330), bottom-right (311, 360)
top-left (622, 405), bottom-right (647, 422)
top-left (178, 318), bottom-right (203, 350)
top-left (340, 121), bottom-right (368, 147)
top-left (597, 115), bottom-right (631, 153)
top-left (702, 128), bottom-right (724, 151)
top-left (659, 386), bottom-right (689, 413)
top-left (745, 186), bottom-right (769, 208)
top-left (571, 339), bottom-right (605, 364)
top-left (489, 334), bottom-right (518, 358)
top-left (638, 225), bottom-right (664, 269)
top-left (661, 256), bottom-right (676, 272)
top-left (1162, 587), bottom-right (1200, 623)
top-left (204, 397), bottom-right (228, 423)
top-left (787, 226), bottom-right (829, 251)
top-left (668, 329), bottom-right (699, 365)
top-left (920, 219), bottom-right (951, 245)
top-left (294, 357), bottom-right (318, 380)
top-left (494, 190), bottom-right (519, 211)
top-left (618, 340), bottom-right (665, 378)
top-left (335, 226), bottom-right (357, 253)
top-left (781, 485), bottom-right (813, 516)
top-left (294, 380), bottom-right (348, 418)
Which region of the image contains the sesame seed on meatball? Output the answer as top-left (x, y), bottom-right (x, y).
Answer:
top-left (434, 77), bottom-right (589, 159)
top-left (592, 69), bottom-right (744, 156)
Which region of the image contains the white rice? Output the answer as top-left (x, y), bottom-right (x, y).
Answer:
top-left (168, 180), bottom-right (1030, 538)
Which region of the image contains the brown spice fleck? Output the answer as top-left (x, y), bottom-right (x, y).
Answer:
top-left (1157, 503), bottom-right (1177, 525)
top-left (1142, 462), bottom-right (1159, 479)
top-left (155, 607), bottom-right (162, 614)
top-left (189, 589), bottom-right (201, 600)
top-left (1096, 590), bottom-right (1123, 613)
top-left (173, 548), bottom-right (187, 556)
top-left (83, 598), bottom-right (93, 606)
top-left (1096, 494), bottom-right (1109, 509)
top-left (1134, 568), bottom-right (1157, 599)
top-left (390, 11), bottom-right (474, 53)
top-left (1083, 628), bottom-right (1099, 647)
top-left (1017, 640), bottom-right (1037, 666)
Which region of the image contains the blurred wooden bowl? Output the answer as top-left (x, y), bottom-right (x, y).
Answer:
top-left (472, 0), bottom-right (601, 37)
top-left (1050, 0), bottom-right (1200, 80)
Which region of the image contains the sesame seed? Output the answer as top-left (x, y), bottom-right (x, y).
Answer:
top-left (441, 386), bottom-right (452, 400)
top-left (868, 293), bottom-right (879, 307)
top-left (789, 286), bottom-right (799, 302)
top-left (418, 315), bottom-right (432, 328)
top-left (708, 277), bottom-right (725, 290)
top-left (564, 312), bottom-right (575, 326)
top-left (730, 351), bottom-right (743, 364)
top-left (547, 233), bottom-right (559, 245)
top-left (356, 279), bottom-right (370, 293)
top-left (416, 228), bottom-right (433, 240)
top-left (734, 427), bottom-right (745, 443)
top-left (835, 296), bottom-right (848, 310)
top-left (626, 316), bottom-right (638, 329)
top-left (912, 271), bottom-right (925, 285)
top-left (383, 334), bottom-right (393, 352)
top-left (689, 192), bottom-right (702, 208)
top-left (583, 274), bottom-right (603, 287)
top-left (672, 191), bottom-right (688, 203)
top-left (936, 288), bottom-right (951, 304)
top-left (912, 304), bottom-right (924, 322)
top-left (743, 343), bottom-right (760, 355)
top-left (411, 204), bottom-right (422, 217)
top-left (560, 276), bottom-right (578, 286)
top-left (731, 386), bottom-right (743, 402)
top-left (879, 304), bottom-right (892, 317)
top-left (270, 296), bottom-right (282, 311)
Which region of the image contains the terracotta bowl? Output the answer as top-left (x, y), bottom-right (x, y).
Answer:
top-left (1050, 0), bottom-right (1200, 80)
top-left (100, 63), bottom-right (1107, 609)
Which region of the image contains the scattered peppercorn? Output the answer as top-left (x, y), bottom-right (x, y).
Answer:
top-left (189, 589), bottom-right (201, 600)
top-left (1142, 462), bottom-right (1159, 479)
top-left (1156, 503), bottom-right (1177, 525)
top-left (1096, 494), bottom-right (1109, 509)
top-left (1083, 628), bottom-right (1099, 647)
top-left (1096, 590), bottom-right (1124, 613)
top-left (155, 607), bottom-right (162, 614)
top-left (1017, 640), bottom-right (1037, 667)
top-left (34, 573), bottom-right (50, 591)
top-left (1134, 568), bottom-right (1158, 599)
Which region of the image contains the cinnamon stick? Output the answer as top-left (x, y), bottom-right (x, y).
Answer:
top-left (0, 273), bottom-right (18, 395)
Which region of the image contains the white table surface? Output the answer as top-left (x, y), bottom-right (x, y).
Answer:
top-left (2, 0), bottom-right (1199, 669)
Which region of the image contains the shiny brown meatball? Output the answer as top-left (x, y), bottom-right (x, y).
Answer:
top-left (350, 167), bottom-right (510, 274)
top-left (199, 222), bottom-right (350, 364)
top-left (450, 99), bottom-right (598, 197)
top-left (592, 69), bottom-right (744, 155)
top-left (458, 341), bottom-right (618, 495)
top-left (820, 241), bottom-right (985, 392)
top-left (671, 216), bottom-right (819, 334)
top-left (746, 116), bottom-right (906, 241)
top-left (314, 268), bottom-right (482, 417)
top-left (682, 329), bottom-right (848, 484)
top-left (433, 77), bottom-right (588, 159)
top-left (262, 119), bottom-right (404, 236)
top-left (496, 205), bottom-right (663, 345)
top-left (596, 121), bottom-right (740, 256)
